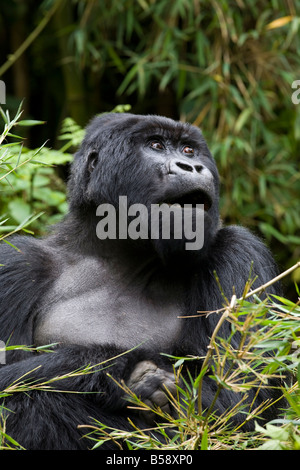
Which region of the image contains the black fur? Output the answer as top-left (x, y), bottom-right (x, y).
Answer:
top-left (0, 114), bottom-right (282, 449)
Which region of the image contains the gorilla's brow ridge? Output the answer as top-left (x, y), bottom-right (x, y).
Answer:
top-left (130, 119), bottom-right (202, 145)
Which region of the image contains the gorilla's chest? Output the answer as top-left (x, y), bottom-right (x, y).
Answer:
top-left (34, 257), bottom-right (184, 350)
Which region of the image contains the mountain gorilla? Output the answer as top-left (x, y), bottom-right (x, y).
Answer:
top-left (0, 113), bottom-right (281, 449)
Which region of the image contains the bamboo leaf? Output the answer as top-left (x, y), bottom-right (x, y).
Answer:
top-left (266, 16), bottom-right (293, 30)
top-left (234, 108), bottom-right (253, 133)
top-left (17, 119), bottom-right (45, 127)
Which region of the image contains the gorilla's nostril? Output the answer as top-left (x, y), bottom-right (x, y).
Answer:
top-left (195, 165), bottom-right (203, 173)
top-left (176, 162), bottom-right (194, 172)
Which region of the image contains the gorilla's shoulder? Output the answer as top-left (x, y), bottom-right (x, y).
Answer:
top-left (213, 224), bottom-right (279, 280)
top-left (0, 235), bottom-right (58, 282)
top-left (215, 224), bottom-right (270, 251)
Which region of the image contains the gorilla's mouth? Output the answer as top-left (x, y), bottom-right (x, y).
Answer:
top-left (161, 190), bottom-right (212, 212)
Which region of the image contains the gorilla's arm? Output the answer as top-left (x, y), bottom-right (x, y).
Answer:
top-left (179, 225), bottom-right (281, 357)
top-left (211, 225), bottom-right (280, 297)
top-left (0, 237), bottom-right (56, 361)
top-left (0, 344), bottom-right (176, 449)
top-left (0, 345), bottom-right (147, 407)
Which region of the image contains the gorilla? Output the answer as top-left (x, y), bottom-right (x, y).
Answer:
top-left (0, 113), bottom-right (282, 450)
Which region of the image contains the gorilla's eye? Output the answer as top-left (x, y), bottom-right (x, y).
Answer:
top-left (182, 146), bottom-right (194, 155)
top-left (150, 141), bottom-right (164, 151)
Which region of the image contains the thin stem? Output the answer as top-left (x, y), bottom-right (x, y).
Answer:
top-left (0, 0), bottom-right (63, 78)
top-left (197, 295), bottom-right (237, 416)
top-left (243, 261), bottom-right (300, 300)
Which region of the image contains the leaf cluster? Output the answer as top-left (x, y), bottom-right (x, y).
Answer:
top-left (0, 104), bottom-right (75, 237)
top-left (79, 269), bottom-right (300, 451)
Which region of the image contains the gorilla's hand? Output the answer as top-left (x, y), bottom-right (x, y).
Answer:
top-left (126, 360), bottom-right (177, 424)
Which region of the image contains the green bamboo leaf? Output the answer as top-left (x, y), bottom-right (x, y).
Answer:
top-left (234, 108), bottom-right (253, 133)
top-left (117, 63), bottom-right (139, 95)
top-left (17, 119), bottom-right (45, 127)
top-left (200, 427), bottom-right (209, 450)
top-left (259, 223), bottom-right (289, 243)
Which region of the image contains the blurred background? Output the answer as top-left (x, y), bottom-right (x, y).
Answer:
top-left (0, 0), bottom-right (299, 298)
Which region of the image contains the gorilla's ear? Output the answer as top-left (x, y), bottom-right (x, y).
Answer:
top-left (87, 150), bottom-right (98, 173)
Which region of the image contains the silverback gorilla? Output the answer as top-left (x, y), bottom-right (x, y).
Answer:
top-left (0, 113), bottom-right (281, 449)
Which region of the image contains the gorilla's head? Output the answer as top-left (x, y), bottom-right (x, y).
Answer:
top-left (67, 113), bottom-right (220, 260)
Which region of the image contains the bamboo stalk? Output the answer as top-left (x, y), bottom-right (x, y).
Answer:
top-left (0, 0), bottom-right (62, 78)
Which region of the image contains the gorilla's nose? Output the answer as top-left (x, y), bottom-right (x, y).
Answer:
top-left (168, 160), bottom-right (203, 175)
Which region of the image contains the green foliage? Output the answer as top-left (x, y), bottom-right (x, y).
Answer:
top-left (0, 104), bottom-right (73, 237)
top-left (76, 282), bottom-right (300, 450)
top-left (255, 421), bottom-right (300, 450)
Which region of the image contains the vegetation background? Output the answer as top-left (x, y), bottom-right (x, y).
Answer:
top-left (0, 0), bottom-right (300, 451)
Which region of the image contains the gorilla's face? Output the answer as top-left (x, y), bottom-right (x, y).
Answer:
top-left (68, 113), bottom-right (220, 258)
